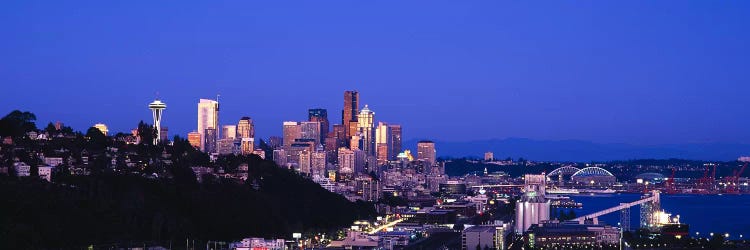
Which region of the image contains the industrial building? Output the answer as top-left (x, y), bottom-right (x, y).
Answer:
top-left (462, 222), bottom-right (512, 250)
top-left (515, 174), bottom-right (550, 233)
top-left (524, 221), bottom-right (620, 249)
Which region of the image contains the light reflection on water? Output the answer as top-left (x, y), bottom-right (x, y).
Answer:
top-left (553, 193), bottom-right (750, 239)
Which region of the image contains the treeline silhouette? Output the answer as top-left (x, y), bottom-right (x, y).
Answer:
top-left (0, 164), bottom-right (375, 249)
top-left (0, 110), bottom-right (376, 249)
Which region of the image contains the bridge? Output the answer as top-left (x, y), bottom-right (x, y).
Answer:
top-left (470, 184), bottom-right (524, 189)
top-left (569, 190), bottom-right (661, 231)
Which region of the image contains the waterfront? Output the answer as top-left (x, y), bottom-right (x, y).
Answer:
top-left (559, 193), bottom-right (750, 240)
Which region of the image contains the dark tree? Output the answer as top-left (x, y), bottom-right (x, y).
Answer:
top-left (85, 127), bottom-right (108, 151)
top-left (0, 110), bottom-right (37, 137)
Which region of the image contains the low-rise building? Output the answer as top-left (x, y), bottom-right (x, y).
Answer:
top-left (38, 166), bottom-right (54, 182)
top-left (462, 222), bottom-right (512, 250)
top-left (328, 231), bottom-right (379, 249)
top-left (14, 162), bottom-right (30, 177)
top-left (43, 157), bottom-right (64, 167)
top-left (524, 222), bottom-right (620, 249)
top-left (231, 237), bottom-right (286, 250)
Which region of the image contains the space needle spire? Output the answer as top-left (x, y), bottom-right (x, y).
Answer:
top-left (149, 98), bottom-right (167, 144)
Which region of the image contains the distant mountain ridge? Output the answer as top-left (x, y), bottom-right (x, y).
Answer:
top-left (405, 138), bottom-right (750, 162)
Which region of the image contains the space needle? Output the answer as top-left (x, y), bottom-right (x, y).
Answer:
top-left (149, 99), bottom-right (167, 144)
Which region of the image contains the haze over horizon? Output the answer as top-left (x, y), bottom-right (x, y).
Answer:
top-left (3, 1), bottom-right (750, 147)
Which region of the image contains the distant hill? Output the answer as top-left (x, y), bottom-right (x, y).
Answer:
top-left (405, 138), bottom-right (750, 162)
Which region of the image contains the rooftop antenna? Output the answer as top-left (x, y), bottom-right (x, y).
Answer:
top-left (155, 91), bottom-right (160, 100)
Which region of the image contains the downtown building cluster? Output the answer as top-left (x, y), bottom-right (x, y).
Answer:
top-left (182, 91), bottom-right (443, 203)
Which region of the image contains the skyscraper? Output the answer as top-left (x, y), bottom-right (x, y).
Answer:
top-left (148, 99), bottom-right (167, 144)
top-left (338, 147), bottom-right (365, 175)
top-left (222, 125), bottom-right (237, 140)
top-left (311, 146), bottom-right (327, 177)
top-left (300, 121), bottom-right (321, 146)
top-left (204, 128), bottom-right (218, 154)
top-left (357, 105), bottom-right (375, 156)
top-left (197, 99), bottom-right (219, 151)
top-left (237, 117), bottom-right (255, 155)
top-left (342, 91), bottom-right (359, 139)
top-left (282, 121), bottom-right (301, 148)
top-left (299, 150), bottom-right (311, 175)
top-left (417, 140), bottom-right (436, 167)
top-left (308, 108), bottom-right (329, 143)
top-left (389, 124), bottom-right (402, 160)
top-left (375, 122), bottom-right (391, 165)
top-left (237, 117), bottom-right (254, 138)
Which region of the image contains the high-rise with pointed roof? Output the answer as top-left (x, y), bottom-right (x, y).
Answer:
top-left (357, 105), bottom-right (375, 156)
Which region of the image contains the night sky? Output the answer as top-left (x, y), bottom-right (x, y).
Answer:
top-left (2, 1), bottom-right (749, 145)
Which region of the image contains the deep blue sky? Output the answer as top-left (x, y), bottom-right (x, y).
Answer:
top-left (2, 1), bottom-right (749, 145)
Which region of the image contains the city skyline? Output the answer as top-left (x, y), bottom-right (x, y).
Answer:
top-left (4, 2), bottom-right (750, 249)
top-left (3, 1), bottom-right (750, 146)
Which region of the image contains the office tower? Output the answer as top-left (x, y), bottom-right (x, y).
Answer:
top-left (237, 117), bottom-right (254, 138)
top-left (240, 137), bottom-right (254, 155)
top-left (308, 108), bottom-right (329, 143)
top-left (93, 123), bottom-right (108, 136)
top-left (273, 149), bottom-right (287, 167)
top-left (217, 138), bottom-right (235, 155)
top-left (221, 125), bottom-right (236, 140)
top-left (160, 126), bottom-right (168, 143)
top-left (331, 124), bottom-right (346, 147)
top-left (357, 105), bottom-right (375, 156)
top-left (311, 147), bottom-right (327, 177)
top-left (326, 124), bottom-right (346, 163)
top-left (268, 136), bottom-right (283, 149)
top-left (417, 140), bottom-right (436, 167)
top-left (342, 91), bottom-right (359, 138)
top-left (237, 117), bottom-right (255, 155)
top-left (299, 150), bottom-right (311, 175)
top-left (288, 139), bottom-right (315, 168)
top-left (197, 99), bottom-right (219, 151)
top-left (375, 122), bottom-right (391, 165)
top-left (204, 128), bottom-right (218, 154)
top-left (148, 99), bottom-right (167, 144)
top-left (187, 131), bottom-right (201, 148)
top-left (350, 135), bottom-right (360, 150)
top-left (282, 121), bottom-right (301, 148)
top-left (515, 174), bottom-right (550, 233)
top-left (389, 124), bottom-right (402, 160)
top-left (324, 137), bottom-right (338, 164)
top-left (300, 121), bottom-right (321, 146)
top-left (337, 147), bottom-right (365, 175)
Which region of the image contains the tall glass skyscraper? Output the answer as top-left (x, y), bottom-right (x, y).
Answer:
top-left (308, 108), bottom-right (329, 143)
top-left (357, 105), bottom-right (375, 156)
top-left (342, 91), bottom-right (359, 139)
top-left (197, 98), bottom-right (219, 151)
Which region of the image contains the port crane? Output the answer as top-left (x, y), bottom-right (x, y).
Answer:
top-left (664, 168), bottom-right (677, 194)
top-left (725, 162), bottom-right (748, 194)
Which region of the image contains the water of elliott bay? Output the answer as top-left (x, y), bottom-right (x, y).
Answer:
top-left (552, 193), bottom-right (750, 240)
